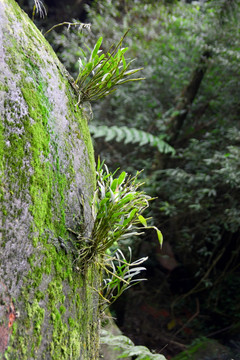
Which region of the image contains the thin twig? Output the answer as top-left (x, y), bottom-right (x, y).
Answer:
top-left (173, 298), bottom-right (200, 337)
top-left (207, 324), bottom-right (233, 338)
top-left (44, 22), bottom-right (91, 36)
top-left (160, 335), bottom-right (187, 351)
top-left (171, 248), bottom-right (225, 313)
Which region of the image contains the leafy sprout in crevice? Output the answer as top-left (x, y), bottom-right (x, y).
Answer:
top-left (100, 247), bottom-right (148, 309)
top-left (75, 30), bottom-right (145, 104)
top-left (76, 158), bottom-right (163, 265)
top-left (71, 160), bottom-right (163, 307)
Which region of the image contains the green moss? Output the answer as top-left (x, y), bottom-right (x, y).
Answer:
top-left (35, 290), bottom-right (45, 301)
top-left (32, 236), bottom-right (38, 248)
top-left (19, 72), bottom-right (54, 234)
top-left (48, 281), bottom-right (65, 305)
top-left (59, 305), bottom-right (66, 314)
top-left (1, 0), bottom-right (99, 358)
top-left (78, 117), bottom-right (96, 191)
top-left (19, 337), bottom-right (28, 357)
top-left (68, 317), bottom-right (75, 327)
top-left (0, 84), bottom-right (8, 92)
top-left (11, 323), bottom-right (17, 336)
top-left (26, 299), bottom-right (45, 335)
top-left (62, 74), bottom-right (96, 194)
top-left (27, 254), bottom-right (35, 267)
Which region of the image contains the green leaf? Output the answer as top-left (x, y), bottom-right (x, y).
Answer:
top-left (118, 193), bottom-right (134, 206)
top-left (111, 178), bottom-right (119, 192)
top-left (89, 125), bottom-right (175, 154)
top-left (101, 72), bottom-right (111, 82)
top-left (123, 208), bottom-right (138, 226)
top-left (90, 36), bottom-right (103, 62)
top-left (155, 228), bottom-right (163, 246)
top-left (86, 62), bottom-right (93, 72)
top-left (123, 67), bottom-right (144, 76)
top-left (138, 214), bottom-right (147, 227)
top-left (118, 171), bottom-right (126, 185)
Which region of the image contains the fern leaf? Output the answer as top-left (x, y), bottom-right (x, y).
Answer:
top-left (124, 127), bottom-right (134, 144)
top-left (139, 131), bottom-right (149, 146)
top-left (113, 126), bottom-right (127, 142)
top-left (90, 125), bottom-right (107, 138)
top-left (89, 125), bottom-right (175, 154)
top-left (131, 128), bottom-right (142, 144)
top-left (105, 127), bottom-right (117, 142)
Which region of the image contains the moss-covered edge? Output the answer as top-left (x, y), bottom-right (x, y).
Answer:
top-left (0, 0), bottom-right (99, 359)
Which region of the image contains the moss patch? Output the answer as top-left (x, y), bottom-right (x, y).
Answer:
top-left (1, 0), bottom-right (99, 358)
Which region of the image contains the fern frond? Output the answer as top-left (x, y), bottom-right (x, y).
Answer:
top-left (89, 125), bottom-right (175, 154)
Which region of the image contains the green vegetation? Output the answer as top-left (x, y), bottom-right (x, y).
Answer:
top-left (72, 159), bottom-right (162, 308)
top-left (11, 0), bottom-right (240, 357)
top-left (88, 159), bottom-right (162, 260)
top-left (74, 31), bottom-right (144, 104)
top-left (101, 329), bottom-right (166, 360)
top-left (101, 247), bottom-right (147, 309)
top-left (51, 0), bottom-right (240, 356)
top-left (89, 125), bottom-right (175, 154)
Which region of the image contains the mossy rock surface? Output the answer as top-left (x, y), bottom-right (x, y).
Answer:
top-left (0, 0), bottom-right (99, 359)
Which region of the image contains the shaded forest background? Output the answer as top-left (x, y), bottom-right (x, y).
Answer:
top-left (16, 0), bottom-right (240, 358)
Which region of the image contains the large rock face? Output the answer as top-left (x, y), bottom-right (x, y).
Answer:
top-left (0, 0), bottom-right (99, 359)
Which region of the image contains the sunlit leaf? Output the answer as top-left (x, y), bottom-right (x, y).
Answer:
top-left (90, 36), bottom-right (103, 62)
top-left (137, 214), bottom-right (147, 227)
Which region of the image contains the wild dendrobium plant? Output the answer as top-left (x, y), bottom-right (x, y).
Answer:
top-left (76, 159), bottom-right (163, 306)
top-left (75, 30), bottom-right (145, 104)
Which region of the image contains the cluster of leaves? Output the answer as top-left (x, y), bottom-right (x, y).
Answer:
top-left (101, 329), bottom-right (166, 360)
top-left (74, 160), bottom-right (162, 308)
top-left (78, 159), bottom-right (162, 264)
top-left (101, 247), bottom-right (147, 308)
top-left (74, 31), bottom-right (144, 104)
top-left (150, 128), bottom-right (240, 268)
